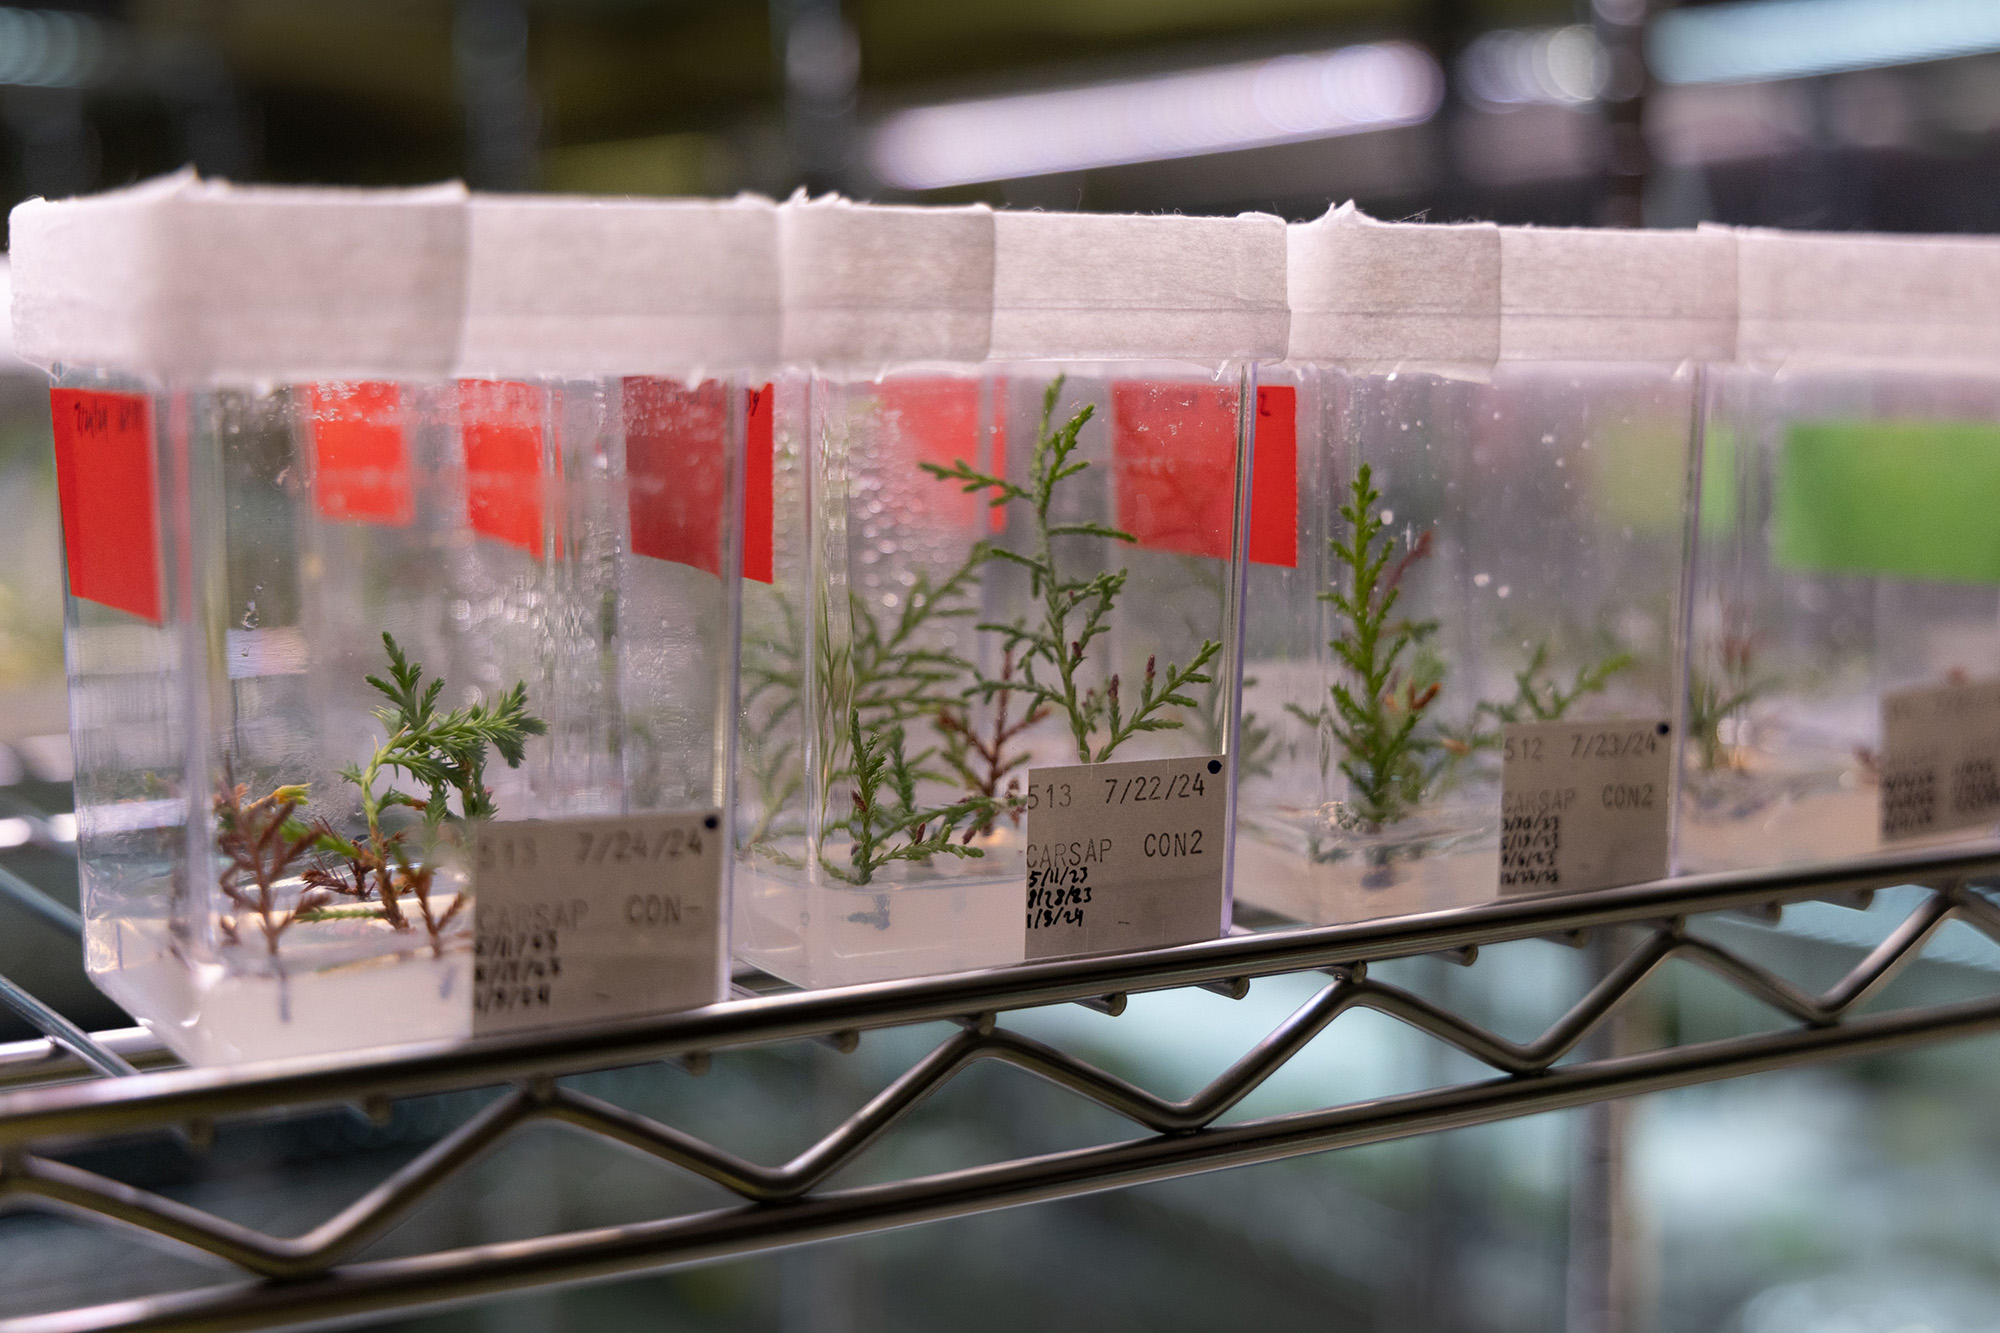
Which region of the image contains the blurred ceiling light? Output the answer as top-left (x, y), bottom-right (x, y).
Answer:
top-left (1459, 26), bottom-right (1607, 107)
top-left (870, 42), bottom-right (1443, 189)
top-left (0, 7), bottom-right (108, 88)
top-left (1651, 0), bottom-right (2000, 85)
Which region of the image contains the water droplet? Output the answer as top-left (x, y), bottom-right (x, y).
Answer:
top-left (1541, 433), bottom-right (1555, 445)
top-left (1474, 573), bottom-right (1491, 588)
top-left (1379, 509), bottom-right (1394, 525)
top-left (1497, 585), bottom-right (1511, 598)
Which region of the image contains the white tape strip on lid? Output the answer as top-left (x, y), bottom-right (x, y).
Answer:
top-left (989, 210), bottom-right (1289, 363)
top-left (779, 194), bottom-right (994, 369)
top-left (1733, 225), bottom-right (2000, 371)
top-left (1499, 225), bottom-right (1736, 364)
top-left (457, 193), bottom-right (779, 379)
top-left (11, 170), bottom-right (468, 381)
top-left (1285, 202), bottom-right (1500, 369)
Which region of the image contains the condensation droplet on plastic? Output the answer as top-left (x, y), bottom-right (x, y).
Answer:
top-left (1497, 585), bottom-right (1511, 598)
top-left (1379, 509), bottom-right (1394, 525)
top-left (1474, 573), bottom-right (1491, 587)
top-left (1541, 433), bottom-right (1555, 445)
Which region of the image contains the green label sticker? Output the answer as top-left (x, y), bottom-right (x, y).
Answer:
top-left (1775, 420), bottom-right (2000, 584)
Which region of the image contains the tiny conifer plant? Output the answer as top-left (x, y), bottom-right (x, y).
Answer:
top-left (212, 778), bottom-right (332, 955)
top-left (1477, 641), bottom-right (1634, 728)
top-left (1300, 468), bottom-right (1644, 882)
top-left (1434, 640), bottom-right (1634, 781)
top-left (1687, 628), bottom-right (1765, 773)
top-left (1293, 462), bottom-right (1443, 834)
top-left (218, 633), bottom-right (545, 958)
top-left (826, 709), bottom-right (1002, 885)
top-left (925, 377), bottom-right (1221, 766)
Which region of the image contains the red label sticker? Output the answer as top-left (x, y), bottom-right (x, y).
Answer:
top-left (460, 380), bottom-right (550, 555)
top-left (876, 377), bottom-right (991, 530)
top-left (743, 383), bottom-right (774, 584)
top-left (989, 376), bottom-right (1009, 534)
top-left (1248, 385), bottom-right (1299, 569)
top-left (624, 377), bottom-right (729, 577)
top-left (307, 382), bottom-right (412, 526)
top-left (49, 388), bottom-right (161, 623)
top-left (1109, 381), bottom-right (1242, 562)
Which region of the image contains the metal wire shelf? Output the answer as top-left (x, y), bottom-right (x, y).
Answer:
top-left (4, 840), bottom-right (2000, 1333)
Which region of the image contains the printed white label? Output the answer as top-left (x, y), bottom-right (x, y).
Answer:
top-left (1022, 754), bottom-right (1227, 961)
top-left (1880, 678), bottom-right (2000, 842)
top-left (470, 810), bottom-right (723, 1038)
top-left (1499, 719), bottom-right (1672, 896)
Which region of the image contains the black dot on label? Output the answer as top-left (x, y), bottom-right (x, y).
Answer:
top-left (703, 815), bottom-right (719, 830)
top-left (1655, 722), bottom-right (1671, 736)
top-left (1207, 760), bottom-right (1223, 774)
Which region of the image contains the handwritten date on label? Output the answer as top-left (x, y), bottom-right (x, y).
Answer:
top-left (1499, 719), bottom-right (1671, 897)
top-left (471, 810), bottom-right (723, 1038)
top-left (1022, 754), bottom-right (1227, 961)
top-left (1880, 677), bottom-right (2000, 842)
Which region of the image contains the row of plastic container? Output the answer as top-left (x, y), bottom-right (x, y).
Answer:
top-left (18, 171), bottom-right (2000, 1064)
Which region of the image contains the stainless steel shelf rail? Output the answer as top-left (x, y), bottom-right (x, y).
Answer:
top-left (5, 841), bottom-right (2000, 1333)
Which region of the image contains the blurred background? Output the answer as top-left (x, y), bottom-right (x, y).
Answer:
top-left (8, 1), bottom-right (2000, 1331)
top-left (0, 0), bottom-right (1992, 231)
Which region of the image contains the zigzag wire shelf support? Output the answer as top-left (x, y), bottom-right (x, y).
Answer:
top-left (4, 840), bottom-right (2000, 1332)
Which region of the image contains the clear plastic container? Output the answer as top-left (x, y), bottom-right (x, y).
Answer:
top-left (736, 202), bottom-right (1287, 987)
top-left (15, 177), bottom-right (773, 1063)
top-left (1235, 210), bottom-right (1720, 925)
top-left (1678, 229), bottom-right (2000, 874)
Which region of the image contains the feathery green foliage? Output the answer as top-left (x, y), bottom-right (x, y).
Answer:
top-left (925, 377), bottom-right (1221, 765)
top-left (827, 709), bottom-right (1000, 885)
top-left (219, 634), bottom-right (545, 956)
top-left (1435, 641), bottom-right (1635, 776)
top-left (347, 632), bottom-right (545, 837)
top-left (1295, 463), bottom-right (1443, 830)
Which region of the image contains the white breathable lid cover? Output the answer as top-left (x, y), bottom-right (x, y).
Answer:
top-left (457, 192), bottom-right (779, 378)
top-left (1286, 202), bottom-right (1500, 368)
top-left (989, 210), bottom-right (1289, 362)
top-left (10, 169), bottom-right (468, 380)
top-left (779, 194), bottom-right (993, 367)
top-left (1499, 225), bottom-right (1737, 363)
top-left (1732, 225), bottom-right (2000, 369)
